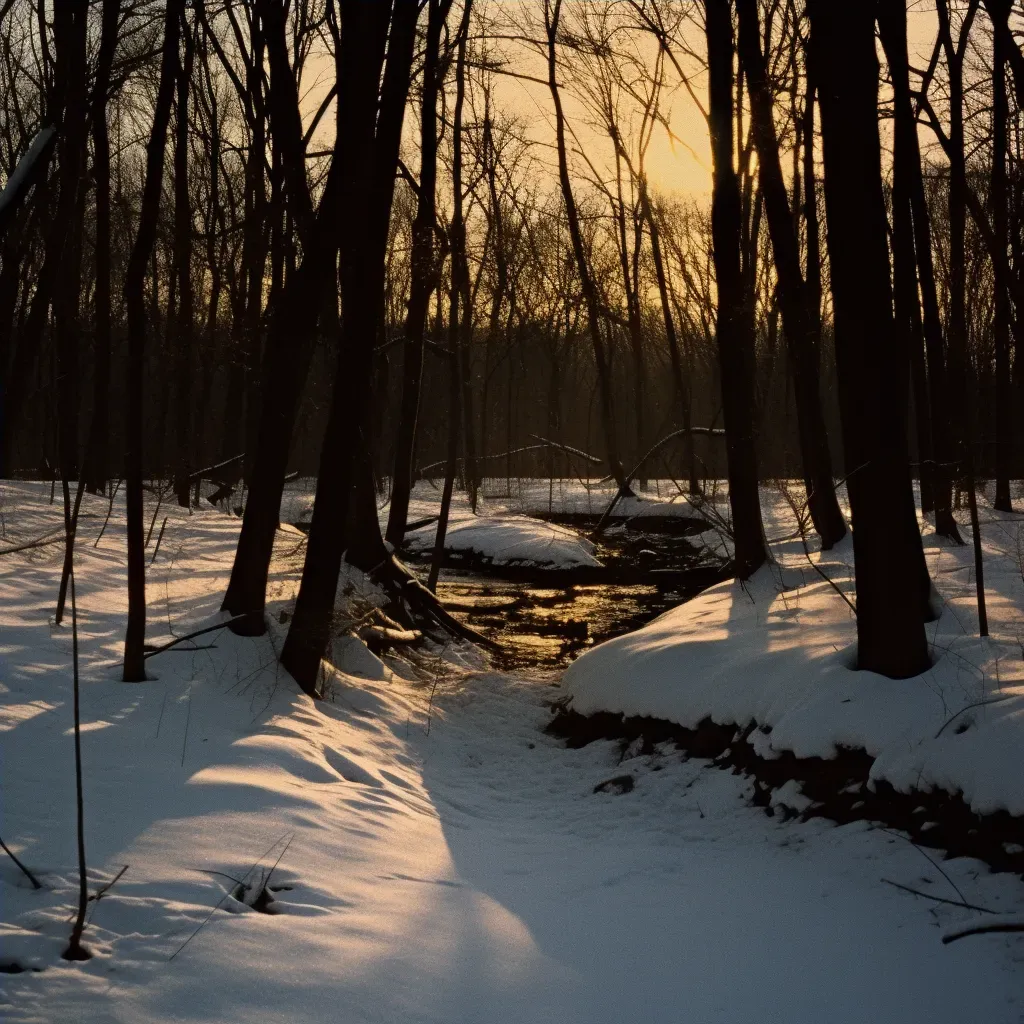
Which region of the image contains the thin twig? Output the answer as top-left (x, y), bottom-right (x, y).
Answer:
top-left (880, 828), bottom-right (970, 906)
top-left (169, 833), bottom-right (293, 960)
top-left (0, 530), bottom-right (65, 556)
top-left (150, 516), bottom-right (169, 564)
top-left (181, 685), bottom-right (192, 767)
top-left (934, 696), bottom-right (1012, 739)
top-left (94, 479), bottom-right (121, 547)
top-left (881, 877), bottom-right (995, 914)
top-left (0, 834), bottom-right (42, 889)
top-left (143, 614), bottom-right (249, 659)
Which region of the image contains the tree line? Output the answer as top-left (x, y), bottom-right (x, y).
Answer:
top-left (1, 0), bottom-right (1022, 688)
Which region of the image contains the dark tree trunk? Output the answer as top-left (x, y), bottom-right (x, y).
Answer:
top-left (614, 153), bottom-right (646, 471)
top-left (876, 4), bottom-right (933, 517)
top-left (878, 3), bottom-right (962, 541)
top-left (242, 18), bottom-right (267, 484)
top-left (809, 0), bottom-right (929, 678)
top-left (385, 0), bottom-right (451, 548)
top-left (84, 0), bottom-right (120, 495)
top-left (173, 14), bottom-right (195, 508)
top-left (991, 5), bottom-right (1013, 511)
top-left (937, 0), bottom-right (979, 497)
top-left (280, 0), bottom-right (416, 694)
top-left (705, 0), bottom-right (766, 578)
top-left (640, 182), bottom-right (698, 494)
top-left (545, 0), bottom-right (629, 492)
top-left (121, 0), bottom-right (182, 682)
top-left (51, 0), bottom-right (89, 482)
top-left (735, 0), bottom-right (845, 549)
top-left (429, 0), bottom-right (473, 592)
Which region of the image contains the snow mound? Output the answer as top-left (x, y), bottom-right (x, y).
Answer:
top-left (404, 513), bottom-right (602, 569)
top-left (564, 518), bottom-right (1024, 818)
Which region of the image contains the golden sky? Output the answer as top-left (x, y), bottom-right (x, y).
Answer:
top-left (298, 2), bottom-right (945, 200)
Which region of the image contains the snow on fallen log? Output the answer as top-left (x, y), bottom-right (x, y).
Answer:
top-left (404, 512), bottom-right (602, 570)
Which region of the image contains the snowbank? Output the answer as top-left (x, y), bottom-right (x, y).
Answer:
top-left (2, 481), bottom-right (1024, 1021)
top-left (404, 512), bottom-right (602, 569)
top-left (564, 495), bottom-right (1024, 817)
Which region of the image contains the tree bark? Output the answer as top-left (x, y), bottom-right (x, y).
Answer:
top-left (121, 0), bottom-right (182, 682)
top-left (878, 3), bottom-right (962, 541)
top-left (429, 0), bottom-right (473, 592)
top-left (705, 0), bottom-right (766, 578)
top-left (280, 0), bottom-right (416, 694)
top-left (83, 0), bottom-right (120, 495)
top-left (173, 12), bottom-right (195, 508)
top-left (51, 0), bottom-right (89, 482)
top-left (735, 0), bottom-right (845, 549)
top-left (385, 0), bottom-right (451, 547)
top-left (990, 1), bottom-right (1013, 511)
top-left (809, 0), bottom-right (929, 678)
top-left (545, 0), bottom-right (629, 492)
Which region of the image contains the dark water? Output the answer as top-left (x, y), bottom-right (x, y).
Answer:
top-left (434, 519), bottom-right (726, 672)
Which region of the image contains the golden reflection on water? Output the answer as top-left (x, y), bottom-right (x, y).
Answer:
top-left (435, 577), bottom-right (680, 672)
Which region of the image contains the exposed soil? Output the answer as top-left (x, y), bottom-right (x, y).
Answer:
top-left (546, 707), bottom-right (1024, 880)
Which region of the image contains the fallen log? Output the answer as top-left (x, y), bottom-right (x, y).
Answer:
top-left (187, 452), bottom-right (245, 484)
top-left (592, 426), bottom-right (726, 539)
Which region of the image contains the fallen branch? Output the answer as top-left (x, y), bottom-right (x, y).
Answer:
top-left (187, 452), bottom-right (244, 484)
top-left (143, 615), bottom-right (250, 659)
top-left (942, 917), bottom-right (1024, 944)
top-left (381, 555), bottom-right (500, 650)
top-left (526, 433), bottom-right (604, 465)
top-left (881, 877), bottom-right (995, 914)
top-left (592, 426), bottom-right (726, 538)
top-left (88, 865), bottom-right (129, 905)
top-left (0, 530), bottom-right (65, 556)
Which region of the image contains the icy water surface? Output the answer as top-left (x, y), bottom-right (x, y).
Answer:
top-left (434, 520), bottom-right (726, 672)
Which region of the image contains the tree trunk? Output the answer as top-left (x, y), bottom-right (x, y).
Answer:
top-left (878, 3), bottom-right (962, 541)
top-left (937, 0), bottom-right (979, 502)
top-left (242, 19), bottom-right (267, 484)
top-left (991, 4), bottom-right (1013, 511)
top-left (545, 0), bottom-right (629, 492)
top-left (705, 0), bottom-right (766, 578)
top-left (280, 1), bottom-right (415, 694)
top-left (735, 0), bottom-right (845, 549)
top-left (809, 0), bottom-right (929, 678)
top-left (51, 0), bottom-right (89, 482)
top-left (429, 0), bottom-right (473, 592)
top-left (83, 0), bottom-right (120, 495)
top-left (121, 0), bottom-right (182, 682)
top-left (385, 0), bottom-right (451, 547)
top-left (640, 182), bottom-right (698, 494)
top-left (173, 14), bottom-right (195, 508)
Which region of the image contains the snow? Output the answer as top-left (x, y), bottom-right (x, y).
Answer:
top-left (403, 511), bottom-right (602, 569)
top-left (564, 486), bottom-right (1024, 817)
top-left (2, 480), bottom-right (1024, 1022)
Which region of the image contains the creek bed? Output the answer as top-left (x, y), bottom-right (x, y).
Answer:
top-left (427, 517), bottom-right (727, 672)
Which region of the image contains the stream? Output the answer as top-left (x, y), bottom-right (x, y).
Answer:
top-left (429, 515), bottom-right (727, 673)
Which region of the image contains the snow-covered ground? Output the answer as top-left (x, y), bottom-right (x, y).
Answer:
top-left (3, 480), bottom-right (1024, 1022)
top-left (276, 477), bottom-right (705, 570)
top-left (564, 486), bottom-right (1024, 819)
